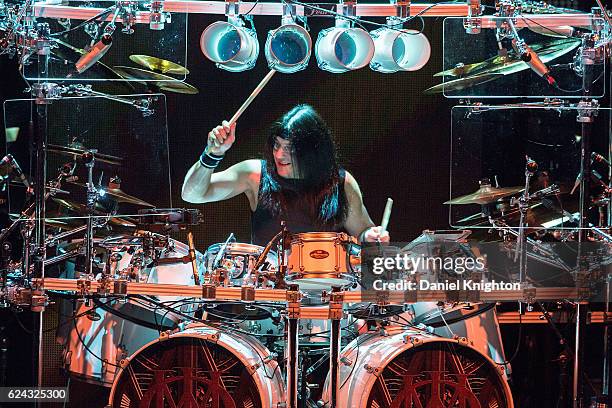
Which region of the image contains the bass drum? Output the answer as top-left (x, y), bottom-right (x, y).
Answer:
top-left (321, 326), bottom-right (513, 407)
top-left (108, 325), bottom-right (285, 408)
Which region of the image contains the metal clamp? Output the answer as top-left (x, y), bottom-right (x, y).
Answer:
top-left (463, 0), bottom-right (482, 34)
top-left (202, 283), bottom-right (217, 300)
top-left (328, 287), bottom-right (344, 320)
top-left (576, 99), bottom-right (600, 123)
top-left (286, 284), bottom-right (301, 319)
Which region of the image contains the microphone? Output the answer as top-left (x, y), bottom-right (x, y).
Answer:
top-left (75, 33), bottom-right (113, 74)
top-left (2, 154), bottom-right (31, 191)
top-left (592, 152), bottom-right (611, 167)
top-left (512, 39), bottom-right (557, 87)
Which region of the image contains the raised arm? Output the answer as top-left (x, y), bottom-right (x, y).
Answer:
top-left (181, 120), bottom-right (260, 209)
top-left (343, 171), bottom-right (391, 243)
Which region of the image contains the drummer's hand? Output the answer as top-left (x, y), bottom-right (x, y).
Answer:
top-left (362, 226), bottom-right (390, 243)
top-left (207, 120), bottom-right (236, 156)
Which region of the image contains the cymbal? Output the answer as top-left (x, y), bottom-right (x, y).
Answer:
top-left (50, 199), bottom-right (138, 229)
top-left (445, 185), bottom-right (523, 205)
top-left (424, 73), bottom-right (503, 95)
top-left (434, 38), bottom-right (580, 78)
top-left (47, 144), bottom-right (123, 166)
top-left (113, 66), bottom-right (199, 95)
top-left (9, 213), bottom-right (74, 230)
top-left (129, 55), bottom-right (189, 75)
top-left (66, 181), bottom-right (154, 207)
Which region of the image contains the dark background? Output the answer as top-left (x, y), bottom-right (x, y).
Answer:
top-left (1, 0), bottom-right (610, 406)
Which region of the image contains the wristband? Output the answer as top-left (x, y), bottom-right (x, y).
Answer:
top-left (199, 148), bottom-right (224, 169)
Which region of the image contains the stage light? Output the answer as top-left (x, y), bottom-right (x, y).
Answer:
top-left (265, 4), bottom-right (312, 73)
top-left (200, 16), bottom-right (259, 72)
top-left (315, 19), bottom-right (374, 73)
top-left (370, 19), bottom-right (431, 73)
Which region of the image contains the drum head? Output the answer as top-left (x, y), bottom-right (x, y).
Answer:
top-left (364, 340), bottom-right (512, 406)
top-left (204, 302), bottom-right (273, 321)
top-left (109, 331), bottom-right (276, 407)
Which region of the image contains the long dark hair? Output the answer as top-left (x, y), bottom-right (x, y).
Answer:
top-left (260, 105), bottom-right (348, 226)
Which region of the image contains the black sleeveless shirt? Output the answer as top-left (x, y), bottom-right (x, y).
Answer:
top-left (251, 160), bottom-right (346, 246)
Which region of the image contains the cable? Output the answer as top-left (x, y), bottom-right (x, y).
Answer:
top-left (71, 309), bottom-right (122, 368)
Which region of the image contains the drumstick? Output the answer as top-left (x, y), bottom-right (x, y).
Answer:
top-left (187, 232), bottom-right (200, 285)
top-left (380, 198), bottom-right (393, 234)
top-left (228, 69), bottom-right (277, 125)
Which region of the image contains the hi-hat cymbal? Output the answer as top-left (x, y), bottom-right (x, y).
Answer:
top-left (129, 55), bottom-right (189, 75)
top-left (66, 181), bottom-right (154, 207)
top-left (113, 66), bottom-right (199, 95)
top-left (50, 199), bottom-right (138, 229)
top-left (445, 185), bottom-right (523, 205)
top-left (47, 144), bottom-right (123, 166)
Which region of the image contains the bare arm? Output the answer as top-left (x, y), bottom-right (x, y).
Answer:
top-left (181, 120), bottom-right (260, 209)
top-left (343, 171), bottom-right (391, 243)
top-left (181, 159), bottom-right (260, 207)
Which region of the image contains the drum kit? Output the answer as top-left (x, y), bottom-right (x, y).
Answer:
top-left (2, 140), bottom-right (521, 407)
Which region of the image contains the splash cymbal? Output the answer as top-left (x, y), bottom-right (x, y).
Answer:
top-left (129, 55), bottom-right (189, 75)
top-left (113, 66), bottom-right (199, 95)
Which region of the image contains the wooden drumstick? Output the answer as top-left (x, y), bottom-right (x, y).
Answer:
top-left (187, 232), bottom-right (200, 285)
top-left (228, 69), bottom-right (277, 125)
top-left (380, 198), bottom-right (393, 234)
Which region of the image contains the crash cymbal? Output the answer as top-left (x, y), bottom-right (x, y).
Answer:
top-left (424, 73), bottom-right (503, 94)
top-left (66, 181), bottom-right (154, 207)
top-left (445, 185), bottom-right (523, 205)
top-left (47, 144), bottom-right (123, 166)
top-left (434, 38), bottom-right (580, 78)
top-left (113, 66), bottom-right (199, 95)
top-left (129, 55), bottom-right (189, 75)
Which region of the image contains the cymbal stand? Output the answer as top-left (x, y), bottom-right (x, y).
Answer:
top-left (83, 152), bottom-right (98, 277)
top-left (511, 156), bottom-right (538, 285)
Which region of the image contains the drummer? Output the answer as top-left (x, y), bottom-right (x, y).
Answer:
top-left (181, 104), bottom-right (390, 245)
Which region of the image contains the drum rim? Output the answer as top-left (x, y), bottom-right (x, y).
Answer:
top-left (107, 324), bottom-right (286, 407)
top-left (322, 326), bottom-right (514, 407)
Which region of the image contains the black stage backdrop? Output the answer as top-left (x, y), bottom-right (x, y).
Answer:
top-left (0, 1), bottom-right (610, 406)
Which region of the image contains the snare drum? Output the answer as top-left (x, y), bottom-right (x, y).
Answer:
top-left (203, 242), bottom-right (277, 286)
top-left (286, 232), bottom-right (359, 290)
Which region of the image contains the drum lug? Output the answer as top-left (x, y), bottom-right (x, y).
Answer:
top-left (453, 335), bottom-right (470, 346)
top-left (159, 330), bottom-right (172, 341)
top-left (403, 334), bottom-right (422, 346)
top-left (364, 364), bottom-right (381, 376)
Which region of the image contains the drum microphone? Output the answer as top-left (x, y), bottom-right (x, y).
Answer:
top-left (75, 33), bottom-right (113, 74)
top-left (1, 154), bottom-right (31, 192)
top-left (512, 39), bottom-right (556, 87)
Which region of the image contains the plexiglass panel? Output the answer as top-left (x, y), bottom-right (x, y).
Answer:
top-left (21, 1), bottom-right (188, 83)
top-left (439, 16), bottom-right (606, 98)
top-left (450, 104), bottom-right (611, 235)
top-left (4, 94), bottom-right (171, 226)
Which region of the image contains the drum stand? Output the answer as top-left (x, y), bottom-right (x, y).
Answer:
top-left (286, 284), bottom-right (300, 408)
top-left (328, 286), bottom-right (343, 408)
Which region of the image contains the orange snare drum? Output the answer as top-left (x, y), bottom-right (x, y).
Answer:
top-left (286, 232), bottom-right (359, 290)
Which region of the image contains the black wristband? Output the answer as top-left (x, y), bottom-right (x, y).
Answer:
top-left (199, 149), bottom-right (224, 169)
